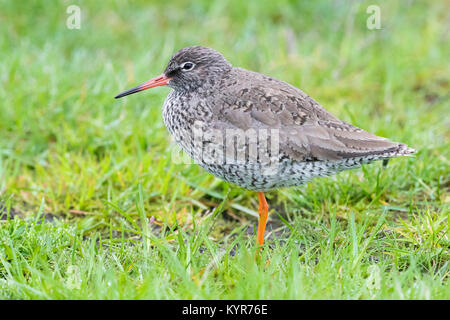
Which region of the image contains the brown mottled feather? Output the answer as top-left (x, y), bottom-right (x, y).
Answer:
top-left (212, 67), bottom-right (403, 161)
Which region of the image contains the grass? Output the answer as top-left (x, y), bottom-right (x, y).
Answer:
top-left (0, 0), bottom-right (449, 299)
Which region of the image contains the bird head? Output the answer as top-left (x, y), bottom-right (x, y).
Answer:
top-left (115, 46), bottom-right (231, 99)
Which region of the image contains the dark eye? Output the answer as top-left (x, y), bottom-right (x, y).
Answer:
top-left (181, 62), bottom-right (195, 71)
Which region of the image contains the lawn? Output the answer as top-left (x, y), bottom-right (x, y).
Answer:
top-left (0, 0), bottom-right (448, 299)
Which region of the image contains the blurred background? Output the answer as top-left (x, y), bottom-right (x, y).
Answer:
top-left (0, 0), bottom-right (448, 231)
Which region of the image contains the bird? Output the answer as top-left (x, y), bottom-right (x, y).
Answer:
top-left (115, 46), bottom-right (415, 247)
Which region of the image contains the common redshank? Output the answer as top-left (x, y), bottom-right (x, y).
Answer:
top-left (115, 46), bottom-right (415, 247)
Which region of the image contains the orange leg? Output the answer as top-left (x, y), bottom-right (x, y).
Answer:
top-left (256, 192), bottom-right (269, 246)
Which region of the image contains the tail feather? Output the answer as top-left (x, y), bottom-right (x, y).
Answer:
top-left (335, 142), bottom-right (416, 160)
top-left (394, 143), bottom-right (416, 156)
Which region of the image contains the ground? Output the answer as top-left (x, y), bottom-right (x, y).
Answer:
top-left (0, 0), bottom-right (449, 299)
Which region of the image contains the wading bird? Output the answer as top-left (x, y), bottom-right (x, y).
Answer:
top-left (115, 46), bottom-right (415, 247)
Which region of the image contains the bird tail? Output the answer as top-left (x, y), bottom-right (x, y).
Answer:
top-left (382, 144), bottom-right (415, 167)
top-left (383, 143), bottom-right (416, 158)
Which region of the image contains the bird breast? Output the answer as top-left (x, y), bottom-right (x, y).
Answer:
top-left (163, 90), bottom-right (215, 163)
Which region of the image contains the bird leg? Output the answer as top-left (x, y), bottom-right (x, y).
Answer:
top-left (256, 192), bottom-right (269, 246)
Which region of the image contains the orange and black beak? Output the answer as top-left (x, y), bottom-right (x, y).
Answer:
top-left (114, 74), bottom-right (172, 99)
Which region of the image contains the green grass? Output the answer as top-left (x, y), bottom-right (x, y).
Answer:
top-left (0, 0), bottom-right (449, 299)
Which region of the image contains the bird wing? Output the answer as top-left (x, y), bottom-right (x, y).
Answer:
top-left (211, 68), bottom-right (402, 161)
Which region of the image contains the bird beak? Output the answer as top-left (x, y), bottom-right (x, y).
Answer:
top-left (114, 74), bottom-right (172, 99)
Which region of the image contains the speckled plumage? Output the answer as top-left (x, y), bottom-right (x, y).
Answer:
top-left (159, 46), bottom-right (415, 192)
top-left (115, 46), bottom-right (416, 246)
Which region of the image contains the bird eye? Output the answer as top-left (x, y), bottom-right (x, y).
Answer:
top-left (181, 62), bottom-right (195, 71)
